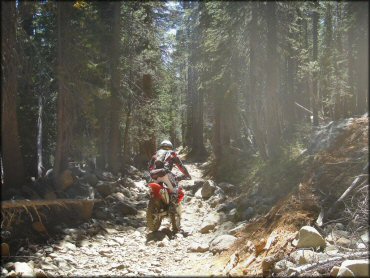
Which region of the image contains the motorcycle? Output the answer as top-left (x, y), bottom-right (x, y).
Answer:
top-left (146, 173), bottom-right (188, 232)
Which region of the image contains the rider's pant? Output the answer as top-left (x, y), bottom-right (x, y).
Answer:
top-left (154, 173), bottom-right (176, 193)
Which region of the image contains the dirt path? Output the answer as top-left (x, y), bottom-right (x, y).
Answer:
top-left (20, 163), bottom-right (226, 276)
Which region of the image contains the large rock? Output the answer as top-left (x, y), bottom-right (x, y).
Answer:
top-left (217, 202), bottom-right (237, 213)
top-left (200, 180), bottom-right (217, 199)
top-left (240, 207), bottom-right (255, 221)
top-left (14, 262), bottom-right (35, 277)
top-left (338, 260), bottom-right (369, 277)
top-left (115, 202), bottom-right (138, 216)
top-left (188, 242), bottom-right (209, 253)
top-left (337, 267), bottom-right (354, 277)
top-left (308, 118), bottom-right (354, 154)
top-left (296, 226), bottom-right (326, 249)
top-left (273, 259), bottom-right (296, 274)
top-left (192, 179), bottom-right (206, 194)
top-left (200, 213), bottom-right (220, 234)
top-left (82, 173), bottom-right (99, 187)
top-left (289, 250), bottom-right (328, 265)
top-left (216, 221), bottom-right (235, 235)
top-left (209, 235), bottom-right (237, 253)
top-left (95, 181), bottom-right (117, 197)
top-left (65, 182), bottom-right (94, 199)
top-left (218, 182), bottom-right (238, 195)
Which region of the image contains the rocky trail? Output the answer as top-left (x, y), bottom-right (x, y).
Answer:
top-left (1, 163), bottom-right (237, 277)
top-left (1, 116), bottom-right (369, 277)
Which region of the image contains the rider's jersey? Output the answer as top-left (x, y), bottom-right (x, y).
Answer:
top-left (148, 149), bottom-right (190, 178)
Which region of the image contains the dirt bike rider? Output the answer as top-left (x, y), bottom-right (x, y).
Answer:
top-left (148, 140), bottom-right (191, 210)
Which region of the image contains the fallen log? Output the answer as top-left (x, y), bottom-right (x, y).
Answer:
top-left (290, 251), bottom-right (369, 275)
top-left (1, 199), bottom-right (101, 226)
top-left (325, 174), bottom-right (367, 218)
top-left (1, 198), bottom-right (100, 209)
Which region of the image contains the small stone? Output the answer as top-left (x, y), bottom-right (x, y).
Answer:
top-left (336, 237), bottom-right (352, 248)
top-left (330, 266), bottom-right (340, 277)
top-left (273, 260), bottom-right (295, 274)
top-left (60, 242), bottom-right (76, 251)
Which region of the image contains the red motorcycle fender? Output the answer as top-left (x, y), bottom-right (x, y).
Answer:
top-left (178, 187), bottom-right (185, 203)
top-left (148, 183), bottom-right (163, 200)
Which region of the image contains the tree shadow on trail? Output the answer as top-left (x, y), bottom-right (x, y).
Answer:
top-left (146, 227), bottom-right (191, 243)
top-left (146, 228), bottom-right (173, 242)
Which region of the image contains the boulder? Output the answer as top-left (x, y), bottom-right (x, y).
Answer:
top-left (121, 178), bottom-right (136, 189)
top-left (200, 213), bottom-right (220, 234)
top-left (118, 186), bottom-right (132, 198)
top-left (217, 202), bottom-right (237, 213)
top-left (240, 207), bottom-right (254, 221)
top-left (200, 180), bottom-right (217, 199)
top-left (14, 262), bottom-right (34, 277)
top-left (95, 181), bottom-right (117, 197)
top-left (209, 235), bottom-right (237, 253)
top-left (82, 173), bottom-right (99, 187)
top-left (272, 260), bottom-right (296, 274)
top-left (114, 201), bottom-right (138, 216)
top-left (65, 182), bottom-right (94, 199)
top-left (217, 221), bottom-right (235, 235)
top-left (209, 193), bottom-right (226, 208)
top-left (218, 182), bottom-right (237, 195)
top-left (338, 260), bottom-right (369, 277)
top-left (336, 237), bottom-right (353, 248)
top-left (289, 250), bottom-right (328, 265)
top-left (337, 266), bottom-right (354, 277)
top-left (188, 242), bottom-right (209, 253)
top-left (262, 256), bottom-right (277, 275)
top-left (296, 226), bottom-right (326, 249)
top-left (330, 266), bottom-right (340, 277)
top-left (192, 179), bottom-right (206, 193)
top-left (229, 222), bottom-right (247, 235)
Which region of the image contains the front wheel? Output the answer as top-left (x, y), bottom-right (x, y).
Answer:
top-left (147, 198), bottom-right (162, 232)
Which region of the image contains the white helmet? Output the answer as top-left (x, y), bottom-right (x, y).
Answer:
top-left (159, 140), bottom-right (173, 149)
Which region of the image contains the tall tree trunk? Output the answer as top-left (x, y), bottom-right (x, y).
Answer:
top-left (122, 97), bottom-right (132, 164)
top-left (54, 1), bottom-right (74, 188)
top-left (249, 2), bottom-right (268, 160)
top-left (265, 1), bottom-right (281, 159)
top-left (1, 1), bottom-right (25, 187)
top-left (354, 2), bottom-right (368, 115)
top-left (108, 2), bottom-right (123, 174)
top-left (141, 74), bottom-right (157, 160)
top-left (347, 2), bottom-right (356, 116)
top-left (37, 95), bottom-right (43, 178)
top-left (311, 1), bottom-right (319, 126)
